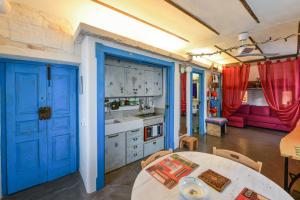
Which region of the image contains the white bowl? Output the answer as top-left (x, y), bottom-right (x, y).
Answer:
top-left (179, 176), bottom-right (208, 200)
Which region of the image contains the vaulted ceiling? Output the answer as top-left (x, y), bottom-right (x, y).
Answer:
top-left (12, 0), bottom-right (300, 65)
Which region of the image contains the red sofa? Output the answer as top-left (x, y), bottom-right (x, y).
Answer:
top-left (228, 104), bottom-right (291, 132)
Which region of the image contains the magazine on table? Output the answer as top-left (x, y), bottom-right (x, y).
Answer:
top-left (146, 154), bottom-right (199, 189)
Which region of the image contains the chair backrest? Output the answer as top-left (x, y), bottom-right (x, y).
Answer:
top-left (213, 147), bottom-right (263, 173)
top-left (141, 150), bottom-right (173, 169)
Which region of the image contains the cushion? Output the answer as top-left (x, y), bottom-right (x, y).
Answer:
top-left (228, 116), bottom-right (244, 122)
top-left (248, 115), bottom-right (282, 124)
top-left (270, 109), bottom-right (278, 117)
top-left (206, 117), bottom-right (228, 126)
top-left (236, 104), bottom-right (250, 115)
top-left (234, 113), bottom-right (249, 119)
top-left (250, 106), bottom-right (270, 116)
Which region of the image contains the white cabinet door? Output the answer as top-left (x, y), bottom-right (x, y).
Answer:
top-left (105, 65), bottom-right (124, 97)
top-left (125, 68), bottom-right (145, 96)
top-left (152, 69), bottom-right (163, 96)
top-left (144, 70), bottom-right (154, 96)
top-left (105, 132), bottom-right (126, 173)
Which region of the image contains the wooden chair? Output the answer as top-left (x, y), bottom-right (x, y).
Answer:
top-left (141, 150), bottom-right (173, 169)
top-left (213, 147), bottom-right (263, 173)
top-left (179, 135), bottom-right (198, 151)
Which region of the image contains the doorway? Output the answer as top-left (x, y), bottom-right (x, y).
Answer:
top-left (95, 44), bottom-right (175, 190)
top-left (190, 68), bottom-right (205, 135)
top-left (1, 60), bottom-right (78, 194)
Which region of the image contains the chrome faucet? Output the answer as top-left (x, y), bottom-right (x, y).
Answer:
top-left (139, 98), bottom-right (144, 111)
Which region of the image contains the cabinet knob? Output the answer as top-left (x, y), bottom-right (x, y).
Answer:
top-left (114, 143), bottom-right (118, 147)
top-left (153, 141), bottom-right (156, 145)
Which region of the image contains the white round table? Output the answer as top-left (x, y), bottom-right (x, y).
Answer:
top-left (131, 152), bottom-right (292, 200)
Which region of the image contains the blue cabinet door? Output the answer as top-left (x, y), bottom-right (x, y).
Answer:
top-left (6, 63), bottom-right (48, 194)
top-left (5, 63), bottom-right (77, 194)
top-left (46, 66), bottom-right (77, 181)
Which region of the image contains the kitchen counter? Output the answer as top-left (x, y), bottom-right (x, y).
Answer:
top-left (105, 116), bottom-right (143, 136)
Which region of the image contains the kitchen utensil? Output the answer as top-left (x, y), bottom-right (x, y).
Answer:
top-left (111, 101), bottom-right (120, 110)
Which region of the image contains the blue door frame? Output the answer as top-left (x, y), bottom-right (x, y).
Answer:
top-left (0, 63), bottom-right (7, 196)
top-left (95, 43), bottom-right (175, 190)
top-left (0, 59), bottom-right (79, 196)
top-left (190, 68), bottom-right (205, 135)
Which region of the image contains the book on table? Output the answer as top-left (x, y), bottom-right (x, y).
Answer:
top-left (198, 169), bottom-right (231, 192)
top-left (235, 188), bottom-right (269, 200)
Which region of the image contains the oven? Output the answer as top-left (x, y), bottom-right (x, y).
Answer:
top-left (144, 123), bottom-right (163, 141)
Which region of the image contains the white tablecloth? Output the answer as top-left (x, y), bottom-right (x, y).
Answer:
top-left (131, 152), bottom-right (292, 200)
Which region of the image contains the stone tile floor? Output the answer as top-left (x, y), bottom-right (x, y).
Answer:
top-left (4, 126), bottom-right (300, 200)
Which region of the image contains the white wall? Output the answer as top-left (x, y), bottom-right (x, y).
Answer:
top-left (79, 35), bottom-right (183, 193)
top-left (0, 2), bottom-right (79, 64)
top-left (247, 89), bottom-right (268, 106)
top-left (249, 64), bottom-right (260, 81)
top-left (247, 64), bottom-right (268, 106)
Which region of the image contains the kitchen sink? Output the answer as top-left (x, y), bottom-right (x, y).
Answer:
top-left (105, 117), bottom-right (143, 136)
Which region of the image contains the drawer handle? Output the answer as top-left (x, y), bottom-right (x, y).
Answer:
top-left (133, 138), bottom-right (138, 141)
top-left (114, 143), bottom-right (118, 147)
top-left (108, 134), bottom-right (119, 138)
top-left (134, 153), bottom-right (137, 157)
top-left (131, 129), bottom-right (140, 132)
top-left (134, 145), bottom-right (138, 149)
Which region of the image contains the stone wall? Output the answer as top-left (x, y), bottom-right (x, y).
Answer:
top-left (0, 2), bottom-right (79, 64)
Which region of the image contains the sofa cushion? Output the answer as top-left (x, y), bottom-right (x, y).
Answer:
top-left (236, 104), bottom-right (250, 115)
top-left (270, 109), bottom-right (278, 117)
top-left (233, 113), bottom-right (248, 119)
top-left (250, 105), bottom-right (270, 116)
top-left (228, 116), bottom-right (244, 122)
top-left (248, 115), bottom-right (282, 124)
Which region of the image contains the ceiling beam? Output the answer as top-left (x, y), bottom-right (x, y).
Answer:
top-left (248, 36), bottom-right (266, 59)
top-left (91, 0), bottom-right (189, 42)
top-left (297, 21), bottom-right (300, 55)
top-left (239, 0), bottom-right (260, 23)
top-left (165, 0), bottom-right (220, 35)
top-left (244, 53), bottom-right (299, 64)
top-left (214, 45), bottom-right (242, 62)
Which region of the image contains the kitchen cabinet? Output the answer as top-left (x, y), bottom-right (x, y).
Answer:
top-left (105, 57), bottom-right (163, 97)
top-left (126, 128), bottom-right (144, 164)
top-left (105, 65), bottom-right (125, 97)
top-left (144, 70), bottom-right (155, 96)
top-left (105, 132), bottom-right (126, 173)
top-left (144, 136), bottom-right (165, 157)
top-left (125, 68), bottom-right (145, 96)
top-left (152, 70), bottom-right (163, 96)
top-left (145, 69), bottom-right (163, 96)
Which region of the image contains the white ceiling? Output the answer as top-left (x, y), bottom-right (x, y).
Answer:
top-left (11, 0), bottom-right (300, 65)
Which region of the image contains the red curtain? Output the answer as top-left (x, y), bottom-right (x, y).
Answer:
top-left (181, 73), bottom-right (186, 115)
top-left (258, 58), bottom-right (300, 130)
top-left (222, 64), bottom-right (250, 117)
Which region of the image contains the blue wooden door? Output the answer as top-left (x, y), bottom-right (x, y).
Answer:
top-left (46, 66), bottom-right (77, 181)
top-left (6, 63), bottom-right (48, 193)
top-left (5, 63), bottom-right (77, 194)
